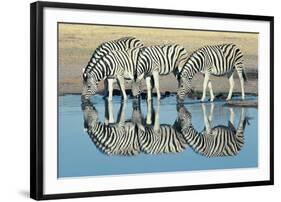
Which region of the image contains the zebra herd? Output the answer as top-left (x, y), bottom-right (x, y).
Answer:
top-left (82, 100), bottom-right (248, 157)
top-left (81, 37), bottom-right (247, 102)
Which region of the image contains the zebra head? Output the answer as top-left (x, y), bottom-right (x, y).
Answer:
top-left (177, 73), bottom-right (193, 102)
top-left (81, 75), bottom-right (98, 101)
top-left (132, 66), bottom-right (145, 98)
top-left (175, 104), bottom-right (192, 131)
top-left (131, 98), bottom-right (143, 125)
top-left (81, 100), bottom-right (99, 132)
top-left (131, 80), bottom-right (142, 98)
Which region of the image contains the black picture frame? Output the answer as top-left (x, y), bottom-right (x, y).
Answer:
top-left (30, 1), bottom-right (274, 200)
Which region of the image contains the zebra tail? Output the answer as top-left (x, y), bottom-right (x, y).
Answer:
top-left (242, 68), bottom-right (248, 82)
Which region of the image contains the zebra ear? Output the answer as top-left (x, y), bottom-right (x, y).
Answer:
top-left (82, 73), bottom-right (88, 81)
top-left (82, 67), bottom-right (88, 80)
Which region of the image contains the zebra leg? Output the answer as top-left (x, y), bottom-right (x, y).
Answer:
top-left (201, 73), bottom-right (210, 102)
top-left (234, 108), bottom-right (246, 150)
top-left (117, 76), bottom-right (127, 101)
top-left (238, 108), bottom-right (245, 129)
top-left (226, 73), bottom-right (235, 101)
top-left (229, 107), bottom-right (235, 126)
top-left (237, 70), bottom-right (245, 100)
top-left (146, 77), bottom-right (152, 101)
top-left (107, 79), bottom-right (114, 101)
top-left (104, 100), bottom-right (109, 125)
top-left (209, 102), bottom-right (215, 123)
top-left (241, 107), bottom-right (245, 121)
top-left (146, 99), bottom-right (153, 125)
top-left (107, 100), bottom-right (115, 124)
top-left (152, 72), bottom-right (161, 100)
top-left (117, 101), bottom-right (127, 125)
top-left (201, 103), bottom-right (211, 134)
top-left (104, 79), bottom-right (108, 97)
top-left (208, 81), bottom-right (215, 102)
top-left (153, 100), bottom-right (160, 132)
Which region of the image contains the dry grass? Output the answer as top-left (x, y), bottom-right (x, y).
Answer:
top-left (58, 23), bottom-right (258, 95)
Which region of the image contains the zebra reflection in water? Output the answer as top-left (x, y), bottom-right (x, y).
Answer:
top-left (82, 100), bottom-right (249, 157)
top-left (82, 99), bottom-right (188, 156)
top-left (82, 100), bottom-right (141, 156)
top-left (137, 100), bottom-right (188, 154)
top-left (176, 103), bottom-right (249, 157)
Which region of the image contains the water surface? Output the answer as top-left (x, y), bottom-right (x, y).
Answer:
top-left (58, 95), bottom-right (258, 178)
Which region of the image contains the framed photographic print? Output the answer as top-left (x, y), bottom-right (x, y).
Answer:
top-left (30, 1), bottom-right (274, 200)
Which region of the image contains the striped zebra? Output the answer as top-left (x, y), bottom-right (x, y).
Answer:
top-left (177, 43), bottom-right (247, 102)
top-left (83, 37), bottom-right (143, 80)
top-left (82, 100), bottom-right (141, 156)
top-left (81, 47), bottom-right (141, 101)
top-left (83, 98), bottom-right (188, 155)
top-left (176, 103), bottom-right (247, 157)
top-left (82, 37), bottom-right (143, 100)
top-left (132, 44), bottom-right (189, 100)
top-left (137, 100), bottom-right (188, 154)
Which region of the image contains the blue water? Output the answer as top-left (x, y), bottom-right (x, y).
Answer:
top-left (58, 95), bottom-right (258, 178)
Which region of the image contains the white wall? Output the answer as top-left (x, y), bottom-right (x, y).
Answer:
top-left (0, 0), bottom-right (279, 201)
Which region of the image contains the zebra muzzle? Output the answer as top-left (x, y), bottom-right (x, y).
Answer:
top-left (81, 94), bottom-right (90, 101)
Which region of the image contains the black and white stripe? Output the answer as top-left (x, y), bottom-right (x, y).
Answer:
top-left (89, 123), bottom-right (140, 156)
top-left (82, 100), bottom-right (140, 156)
top-left (138, 125), bottom-right (188, 154)
top-left (136, 44), bottom-right (188, 77)
top-left (176, 104), bottom-right (246, 158)
top-left (177, 43), bottom-right (247, 102)
top-left (82, 99), bottom-right (188, 156)
top-left (136, 100), bottom-right (188, 154)
top-left (87, 48), bottom-right (140, 81)
top-left (81, 47), bottom-right (141, 100)
top-left (132, 44), bottom-right (188, 100)
top-left (182, 126), bottom-right (244, 157)
top-left (83, 37), bottom-right (143, 80)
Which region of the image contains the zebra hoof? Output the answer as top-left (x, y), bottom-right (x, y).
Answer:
top-left (226, 97), bottom-right (231, 101)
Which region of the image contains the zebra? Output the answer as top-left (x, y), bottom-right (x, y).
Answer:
top-left (81, 47), bottom-right (141, 101)
top-left (137, 100), bottom-right (188, 154)
top-left (82, 99), bottom-right (141, 156)
top-left (82, 98), bottom-right (189, 155)
top-left (176, 103), bottom-right (248, 157)
top-left (82, 37), bottom-right (143, 100)
top-left (177, 43), bottom-right (247, 102)
top-left (132, 44), bottom-right (189, 101)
